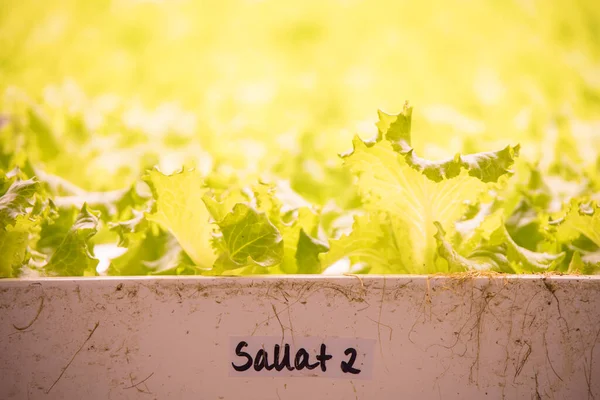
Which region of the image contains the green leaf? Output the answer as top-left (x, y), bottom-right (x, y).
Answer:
top-left (144, 168), bottom-right (216, 268)
top-left (505, 199), bottom-right (547, 251)
top-left (434, 221), bottom-right (504, 272)
top-left (150, 250), bottom-right (203, 275)
top-left (341, 106), bottom-right (518, 273)
top-left (0, 217), bottom-right (38, 278)
top-left (581, 251), bottom-right (600, 274)
top-left (567, 251), bottom-right (585, 274)
top-left (202, 188), bottom-right (249, 223)
top-left (320, 213), bottom-right (395, 273)
top-left (273, 206), bottom-right (319, 274)
top-left (109, 208), bottom-right (148, 247)
top-left (552, 200), bottom-right (600, 248)
top-left (0, 178), bottom-right (39, 223)
top-left (0, 178), bottom-right (41, 277)
top-left (202, 182), bottom-right (322, 274)
top-left (36, 202), bottom-right (75, 252)
top-left (295, 228), bottom-right (329, 274)
top-left (51, 183), bottom-right (151, 222)
top-left (403, 144), bottom-right (519, 183)
top-left (45, 204), bottom-right (100, 276)
top-left (498, 225), bottom-right (565, 272)
top-left (216, 203), bottom-right (283, 267)
top-left (521, 165), bottom-right (552, 209)
top-left (109, 229), bottom-right (199, 276)
top-left (455, 202), bottom-right (504, 255)
top-left (107, 201), bottom-right (206, 276)
top-left (436, 219), bottom-right (564, 273)
top-left (356, 104), bottom-right (521, 183)
top-left (380, 103), bottom-right (412, 152)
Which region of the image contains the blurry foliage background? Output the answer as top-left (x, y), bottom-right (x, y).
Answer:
top-left (2, 0), bottom-right (599, 179)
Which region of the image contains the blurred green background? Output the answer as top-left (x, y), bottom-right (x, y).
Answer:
top-left (1, 0), bottom-right (599, 190)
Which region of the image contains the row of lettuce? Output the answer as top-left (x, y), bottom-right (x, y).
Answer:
top-left (1, 98), bottom-right (599, 277)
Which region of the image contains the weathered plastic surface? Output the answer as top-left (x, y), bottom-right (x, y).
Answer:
top-left (0, 275), bottom-right (599, 399)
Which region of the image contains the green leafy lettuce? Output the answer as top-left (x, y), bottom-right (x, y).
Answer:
top-left (1, 97), bottom-right (598, 277)
top-left (0, 177), bottom-right (41, 277)
top-left (329, 103), bottom-right (520, 273)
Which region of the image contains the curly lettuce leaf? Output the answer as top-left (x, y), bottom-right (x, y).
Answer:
top-left (0, 178), bottom-right (39, 221)
top-left (434, 221), bottom-right (506, 272)
top-left (36, 202), bottom-right (75, 252)
top-left (495, 225), bottom-right (565, 272)
top-left (435, 220), bottom-right (564, 273)
top-left (454, 202), bottom-right (504, 255)
top-left (341, 105), bottom-right (519, 273)
top-left (320, 213), bottom-right (400, 274)
top-left (374, 103), bottom-right (520, 182)
top-left (203, 181), bottom-right (324, 274)
top-left (276, 207), bottom-right (324, 274)
top-left (51, 183), bottom-right (151, 222)
top-left (109, 230), bottom-right (198, 275)
top-left (105, 203), bottom-right (199, 275)
top-left (0, 177), bottom-right (41, 277)
top-left (144, 168), bottom-right (216, 268)
top-left (295, 228), bottom-right (329, 274)
top-left (215, 203), bottom-right (283, 268)
top-left (202, 188), bottom-right (250, 223)
top-left (552, 200), bottom-right (600, 247)
top-left (44, 203), bottom-right (100, 276)
top-left (505, 199), bottom-right (548, 251)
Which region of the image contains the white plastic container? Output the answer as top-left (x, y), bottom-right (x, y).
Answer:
top-left (1, 275), bottom-right (599, 399)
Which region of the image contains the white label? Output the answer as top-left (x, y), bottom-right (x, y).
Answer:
top-left (229, 336), bottom-right (375, 379)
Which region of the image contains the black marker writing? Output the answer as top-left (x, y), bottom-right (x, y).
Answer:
top-left (340, 347), bottom-right (361, 374)
top-left (232, 341), bottom-right (253, 372)
top-left (316, 343), bottom-right (333, 372)
top-left (231, 341), bottom-right (361, 375)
